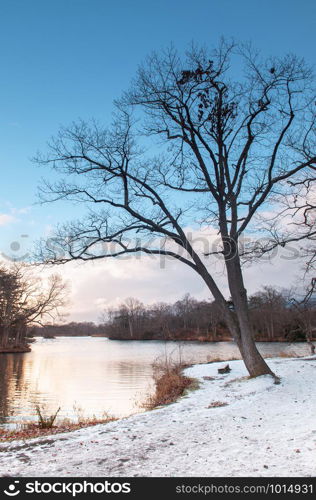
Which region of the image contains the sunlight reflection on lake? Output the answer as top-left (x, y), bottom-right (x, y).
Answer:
top-left (0, 337), bottom-right (311, 427)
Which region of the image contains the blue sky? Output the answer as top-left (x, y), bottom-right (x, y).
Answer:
top-left (0, 0), bottom-right (314, 318)
top-left (1, 0), bottom-right (315, 258)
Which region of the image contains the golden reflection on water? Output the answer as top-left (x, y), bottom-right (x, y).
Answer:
top-left (0, 337), bottom-right (311, 427)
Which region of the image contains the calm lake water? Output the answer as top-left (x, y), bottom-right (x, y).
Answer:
top-left (0, 337), bottom-right (311, 427)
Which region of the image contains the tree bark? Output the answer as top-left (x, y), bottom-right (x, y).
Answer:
top-left (191, 239), bottom-right (274, 377)
top-left (224, 254), bottom-right (274, 377)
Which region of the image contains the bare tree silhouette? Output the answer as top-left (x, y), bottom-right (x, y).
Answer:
top-left (35, 40), bottom-right (315, 377)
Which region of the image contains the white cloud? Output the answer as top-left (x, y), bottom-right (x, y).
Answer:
top-left (51, 242), bottom-right (303, 323)
top-left (0, 214), bottom-right (16, 226)
top-left (0, 205), bottom-right (32, 228)
top-left (31, 221), bottom-right (308, 323)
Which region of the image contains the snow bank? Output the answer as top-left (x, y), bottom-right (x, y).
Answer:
top-left (0, 356), bottom-right (315, 477)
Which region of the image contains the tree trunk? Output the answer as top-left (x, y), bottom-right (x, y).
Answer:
top-left (225, 254), bottom-right (274, 377)
top-left (128, 318), bottom-right (133, 338)
top-left (0, 325), bottom-right (10, 348)
top-left (191, 250), bottom-right (274, 378)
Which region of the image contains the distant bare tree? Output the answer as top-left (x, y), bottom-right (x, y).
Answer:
top-left (174, 294), bottom-right (197, 329)
top-left (121, 297), bottom-right (145, 338)
top-left (290, 278), bottom-right (316, 353)
top-left (35, 40), bottom-right (316, 377)
top-left (0, 265), bottom-right (68, 348)
top-left (249, 287), bottom-right (287, 341)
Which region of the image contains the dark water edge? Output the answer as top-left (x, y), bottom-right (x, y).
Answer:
top-left (0, 337), bottom-right (311, 428)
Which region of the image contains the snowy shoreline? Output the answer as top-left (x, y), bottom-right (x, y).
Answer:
top-left (0, 356), bottom-right (315, 477)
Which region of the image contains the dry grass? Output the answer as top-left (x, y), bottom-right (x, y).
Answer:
top-left (277, 351), bottom-right (299, 358)
top-left (206, 356), bottom-right (239, 363)
top-left (142, 353), bottom-right (195, 410)
top-left (35, 405), bottom-right (61, 429)
top-left (261, 350), bottom-right (303, 359)
top-left (207, 401), bottom-right (228, 408)
top-left (0, 410), bottom-right (117, 443)
top-left (224, 375), bottom-right (250, 386)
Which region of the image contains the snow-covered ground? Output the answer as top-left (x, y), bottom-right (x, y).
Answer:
top-left (0, 356), bottom-right (315, 477)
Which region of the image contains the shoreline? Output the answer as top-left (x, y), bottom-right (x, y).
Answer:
top-left (1, 355), bottom-right (315, 477)
top-left (0, 345), bottom-right (31, 354)
top-left (0, 349), bottom-right (308, 441)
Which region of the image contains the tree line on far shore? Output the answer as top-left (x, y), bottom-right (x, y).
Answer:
top-left (0, 261), bottom-right (315, 349)
top-left (101, 289), bottom-right (316, 343)
top-left (30, 322), bottom-right (104, 338)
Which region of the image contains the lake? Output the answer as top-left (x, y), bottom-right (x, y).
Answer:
top-left (0, 337), bottom-right (311, 428)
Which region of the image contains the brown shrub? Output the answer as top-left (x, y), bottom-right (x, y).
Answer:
top-left (142, 354), bottom-right (195, 410)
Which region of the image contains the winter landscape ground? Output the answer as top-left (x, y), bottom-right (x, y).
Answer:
top-left (0, 356), bottom-right (315, 477)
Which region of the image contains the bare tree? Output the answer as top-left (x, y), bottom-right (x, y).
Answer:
top-left (290, 278), bottom-right (316, 354)
top-left (121, 297), bottom-right (145, 338)
top-left (0, 265), bottom-right (68, 349)
top-left (35, 40), bottom-right (316, 377)
top-left (286, 173), bottom-right (316, 274)
top-left (248, 287), bottom-right (287, 341)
